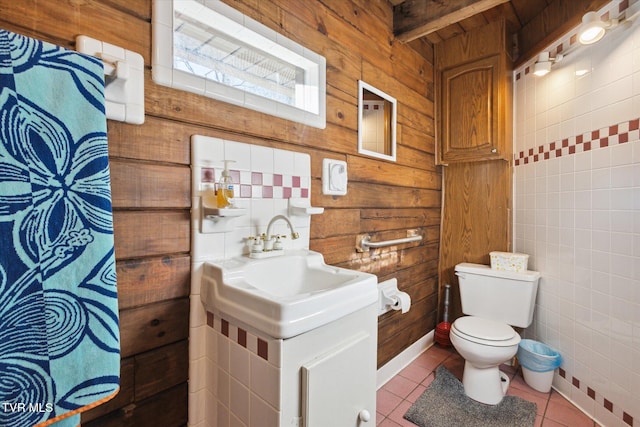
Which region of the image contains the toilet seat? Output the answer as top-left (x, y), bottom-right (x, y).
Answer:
top-left (451, 316), bottom-right (520, 347)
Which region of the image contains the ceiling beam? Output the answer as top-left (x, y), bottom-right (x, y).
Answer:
top-left (515, 0), bottom-right (611, 66)
top-left (394, 0), bottom-right (510, 42)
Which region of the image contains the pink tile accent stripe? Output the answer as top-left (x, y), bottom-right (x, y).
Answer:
top-left (514, 118), bottom-right (640, 166)
top-left (205, 311), bottom-right (273, 363)
top-left (200, 168), bottom-right (309, 199)
top-left (559, 368), bottom-right (634, 426)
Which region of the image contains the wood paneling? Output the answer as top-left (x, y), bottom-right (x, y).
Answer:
top-left (110, 161), bottom-right (191, 208)
top-left (81, 359), bottom-right (135, 423)
top-left (83, 384), bottom-right (188, 427)
top-left (107, 118), bottom-right (191, 164)
top-left (514, 0), bottom-right (610, 66)
top-left (119, 299), bottom-right (190, 358)
top-left (394, 0), bottom-right (510, 41)
top-left (1, 0), bottom-right (438, 424)
top-left (112, 211), bottom-right (190, 259)
top-left (378, 297), bottom-right (437, 362)
top-left (134, 341), bottom-right (189, 401)
top-left (435, 19), bottom-right (513, 164)
top-left (360, 208), bottom-right (441, 232)
top-left (393, 0), bottom-right (612, 66)
top-left (82, 343), bottom-right (188, 423)
top-left (0, 1), bottom-right (149, 58)
top-left (347, 156), bottom-right (440, 189)
top-left (312, 181), bottom-right (441, 210)
top-left (116, 255), bottom-right (191, 310)
top-left (439, 161), bottom-right (511, 320)
top-left (377, 257), bottom-right (439, 366)
top-left (434, 19), bottom-right (513, 322)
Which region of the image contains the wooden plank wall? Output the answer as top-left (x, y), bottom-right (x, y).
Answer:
top-left (0, 0), bottom-right (439, 425)
top-left (434, 19), bottom-right (513, 322)
top-left (439, 161), bottom-right (512, 321)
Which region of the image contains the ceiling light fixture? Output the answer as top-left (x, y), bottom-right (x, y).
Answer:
top-left (532, 52), bottom-right (563, 77)
top-left (578, 11), bottom-right (617, 45)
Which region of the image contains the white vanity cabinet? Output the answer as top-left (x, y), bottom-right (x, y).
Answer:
top-left (201, 301), bottom-right (378, 427)
top-left (280, 303), bottom-right (378, 427)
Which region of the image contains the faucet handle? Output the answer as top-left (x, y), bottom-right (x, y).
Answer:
top-left (270, 234), bottom-right (286, 244)
top-left (273, 235), bottom-right (287, 250)
top-left (247, 236), bottom-right (264, 253)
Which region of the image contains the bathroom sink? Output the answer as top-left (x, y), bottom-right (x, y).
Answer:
top-left (200, 249), bottom-right (378, 339)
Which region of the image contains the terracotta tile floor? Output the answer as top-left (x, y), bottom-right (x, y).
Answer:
top-left (377, 344), bottom-right (599, 426)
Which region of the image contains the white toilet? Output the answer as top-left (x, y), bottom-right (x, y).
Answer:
top-left (449, 263), bottom-right (540, 405)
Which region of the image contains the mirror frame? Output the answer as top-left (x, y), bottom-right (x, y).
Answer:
top-left (152, 0), bottom-right (326, 129)
top-left (357, 80), bottom-right (397, 162)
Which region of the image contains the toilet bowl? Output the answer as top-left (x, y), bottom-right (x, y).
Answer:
top-left (450, 316), bottom-right (521, 404)
top-left (449, 262), bottom-right (540, 405)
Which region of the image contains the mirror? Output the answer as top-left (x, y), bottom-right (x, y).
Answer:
top-left (152, 0), bottom-right (326, 129)
top-left (358, 80), bottom-right (397, 162)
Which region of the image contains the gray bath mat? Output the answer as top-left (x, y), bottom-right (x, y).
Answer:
top-left (404, 365), bottom-right (537, 427)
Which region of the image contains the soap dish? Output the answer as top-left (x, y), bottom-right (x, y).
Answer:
top-left (288, 198), bottom-right (324, 217)
top-left (203, 207), bottom-right (246, 218)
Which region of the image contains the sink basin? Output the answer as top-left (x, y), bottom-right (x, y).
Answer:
top-left (201, 249), bottom-right (378, 339)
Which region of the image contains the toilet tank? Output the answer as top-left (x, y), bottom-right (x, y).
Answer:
top-left (455, 263), bottom-right (540, 328)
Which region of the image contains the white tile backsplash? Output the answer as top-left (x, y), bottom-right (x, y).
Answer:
top-left (189, 136), bottom-right (316, 427)
top-left (190, 135), bottom-right (313, 259)
top-left (250, 145), bottom-right (273, 173)
top-left (513, 1), bottom-right (640, 425)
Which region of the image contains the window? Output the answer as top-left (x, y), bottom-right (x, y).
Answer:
top-left (152, 0), bottom-right (326, 128)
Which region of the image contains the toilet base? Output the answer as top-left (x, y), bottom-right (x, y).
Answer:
top-left (461, 362), bottom-right (510, 405)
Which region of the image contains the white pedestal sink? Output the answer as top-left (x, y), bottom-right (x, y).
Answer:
top-left (201, 249), bottom-right (378, 339)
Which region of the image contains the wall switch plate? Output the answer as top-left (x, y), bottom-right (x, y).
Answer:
top-left (322, 159), bottom-right (347, 195)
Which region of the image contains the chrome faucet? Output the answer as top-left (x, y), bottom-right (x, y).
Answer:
top-left (264, 215), bottom-right (299, 250)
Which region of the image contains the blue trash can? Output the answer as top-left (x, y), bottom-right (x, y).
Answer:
top-left (517, 339), bottom-right (562, 392)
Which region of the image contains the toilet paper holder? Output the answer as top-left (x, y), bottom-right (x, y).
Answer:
top-left (378, 278), bottom-right (411, 316)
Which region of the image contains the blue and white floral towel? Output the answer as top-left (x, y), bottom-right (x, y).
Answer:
top-left (0, 30), bottom-right (120, 427)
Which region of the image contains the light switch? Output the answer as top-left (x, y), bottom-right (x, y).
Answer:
top-left (322, 159), bottom-right (347, 195)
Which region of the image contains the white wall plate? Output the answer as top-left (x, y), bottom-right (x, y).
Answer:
top-left (322, 159), bottom-right (347, 196)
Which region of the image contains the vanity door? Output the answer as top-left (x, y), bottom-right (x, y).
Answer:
top-left (301, 331), bottom-right (376, 426)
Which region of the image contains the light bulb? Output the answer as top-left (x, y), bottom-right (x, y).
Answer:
top-left (579, 11), bottom-right (607, 45)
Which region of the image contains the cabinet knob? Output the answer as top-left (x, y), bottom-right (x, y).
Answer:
top-left (359, 409), bottom-right (371, 422)
top-left (491, 148), bottom-right (498, 153)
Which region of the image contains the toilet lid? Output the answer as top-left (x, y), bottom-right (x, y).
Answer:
top-left (453, 316), bottom-right (516, 341)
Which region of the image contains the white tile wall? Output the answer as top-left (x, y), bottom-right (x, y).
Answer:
top-left (201, 313), bottom-right (283, 427)
top-left (189, 136), bottom-right (315, 427)
top-left (190, 135), bottom-right (313, 262)
top-left (513, 1), bottom-right (640, 426)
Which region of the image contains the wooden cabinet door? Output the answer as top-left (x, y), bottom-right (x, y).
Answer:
top-left (439, 54), bottom-right (501, 163)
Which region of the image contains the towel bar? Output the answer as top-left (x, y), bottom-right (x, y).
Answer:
top-left (76, 35), bottom-right (145, 124)
top-left (356, 230), bottom-right (422, 252)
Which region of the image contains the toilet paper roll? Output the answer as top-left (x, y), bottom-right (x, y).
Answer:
top-left (390, 291), bottom-right (411, 314)
top-left (378, 279), bottom-right (411, 315)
